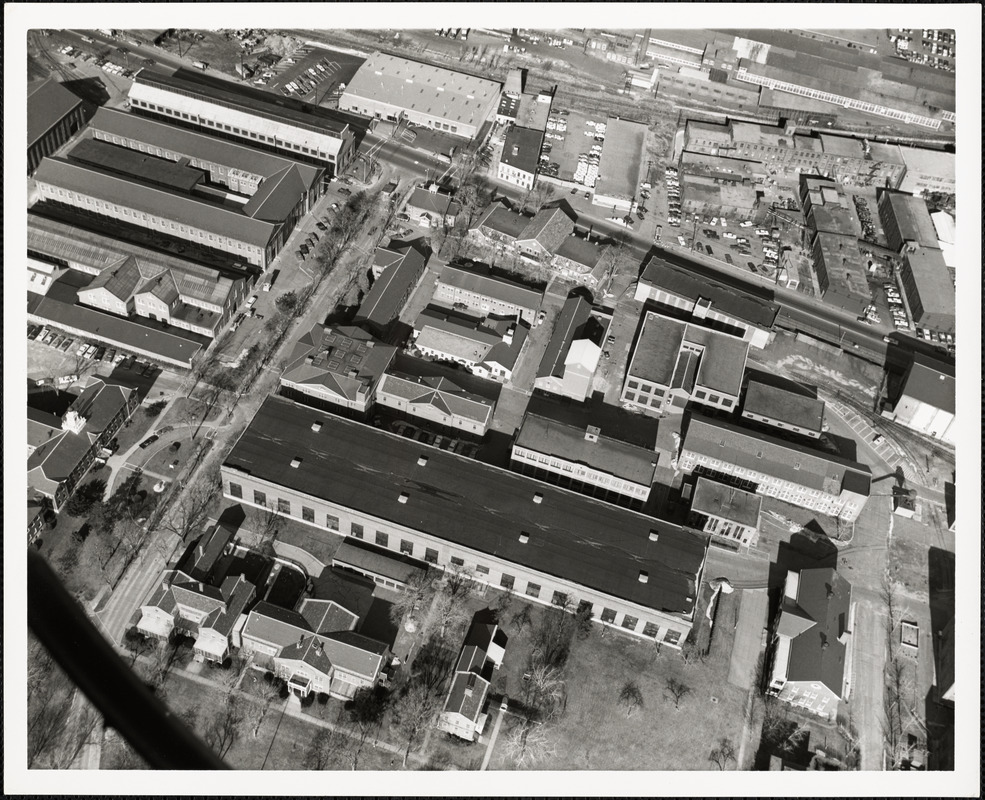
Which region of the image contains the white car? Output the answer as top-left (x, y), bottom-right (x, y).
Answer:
top-left (262, 282), bottom-right (271, 292)
top-left (739, 221), bottom-right (753, 228)
top-left (246, 295), bottom-right (257, 308)
top-left (719, 219), bottom-right (728, 227)
top-left (710, 218), bottom-right (719, 226)
top-left (723, 232), bottom-right (737, 239)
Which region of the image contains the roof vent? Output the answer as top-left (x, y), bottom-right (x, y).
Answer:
top-left (398, 492), bottom-right (409, 504)
top-left (533, 492), bottom-right (543, 504)
top-left (311, 421), bottom-right (323, 432)
top-left (649, 530), bottom-right (659, 542)
top-left (518, 532), bottom-right (530, 544)
top-left (585, 425), bottom-right (601, 443)
top-left (290, 457), bottom-right (303, 468)
top-left (638, 570), bottom-right (649, 584)
top-left (417, 455), bottom-right (429, 466)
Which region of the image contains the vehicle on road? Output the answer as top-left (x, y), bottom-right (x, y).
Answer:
top-left (246, 295), bottom-right (258, 308)
top-left (139, 434), bottom-right (159, 449)
top-left (262, 281), bottom-right (271, 292)
top-left (725, 254), bottom-right (734, 265)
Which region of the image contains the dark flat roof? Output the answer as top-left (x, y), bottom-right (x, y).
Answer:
top-left (743, 377), bottom-right (825, 433)
top-left (68, 137), bottom-right (205, 193)
top-left (28, 79), bottom-right (83, 149)
top-left (135, 68), bottom-right (355, 137)
top-left (501, 125), bottom-right (544, 176)
top-left (515, 413), bottom-right (658, 486)
top-left (224, 396), bottom-right (708, 616)
top-left (691, 477), bottom-right (762, 527)
top-left (640, 252), bottom-right (779, 329)
top-left (899, 352), bottom-right (955, 414)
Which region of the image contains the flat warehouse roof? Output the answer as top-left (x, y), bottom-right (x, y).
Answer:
top-left (743, 378), bottom-right (825, 432)
top-left (33, 157), bottom-right (281, 248)
top-left (224, 396), bottom-right (708, 616)
top-left (595, 117), bottom-right (646, 202)
top-left (68, 137), bottom-right (205, 193)
top-left (501, 125), bottom-right (544, 176)
top-left (342, 52), bottom-right (501, 130)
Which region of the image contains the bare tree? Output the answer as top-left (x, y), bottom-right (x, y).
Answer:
top-left (680, 640), bottom-right (704, 667)
top-left (303, 726), bottom-right (356, 770)
top-left (510, 603), bottom-right (533, 635)
top-left (664, 677), bottom-right (692, 710)
top-left (531, 605), bottom-right (576, 670)
top-left (203, 692), bottom-right (243, 759)
top-left (503, 718), bottom-right (557, 769)
top-left (708, 736), bottom-right (737, 770)
top-left (525, 663), bottom-right (566, 720)
top-left (388, 570), bottom-right (439, 629)
top-left (618, 680), bottom-right (644, 718)
top-left (346, 684), bottom-right (390, 768)
top-left (393, 679), bottom-right (440, 767)
top-left (248, 501), bottom-right (281, 557)
top-left (244, 679), bottom-right (283, 739)
top-left (159, 475), bottom-right (216, 543)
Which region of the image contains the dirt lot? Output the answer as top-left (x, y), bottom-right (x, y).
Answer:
top-left (485, 587), bottom-right (747, 770)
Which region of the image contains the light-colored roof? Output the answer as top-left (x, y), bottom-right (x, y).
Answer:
top-left (595, 117), bottom-right (646, 202)
top-left (438, 262), bottom-right (542, 312)
top-left (342, 51), bottom-right (501, 132)
top-left (377, 372), bottom-right (494, 428)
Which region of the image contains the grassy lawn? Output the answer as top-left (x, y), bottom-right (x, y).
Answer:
top-left (486, 586), bottom-right (747, 771)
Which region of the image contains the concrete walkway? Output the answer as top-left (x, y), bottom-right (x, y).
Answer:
top-left (480, 707), bottom-right (508, 770)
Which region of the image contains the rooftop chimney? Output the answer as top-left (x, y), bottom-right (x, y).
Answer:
top-left (518, 532), bottom-right (530, 543)
top-left (398, 492), bottom-right (409, 504)
top-left (417, 455), bottom-right (429, 466)
top-left (532, 492), bottom-right (543, 504)
top-left (638, 570), bottom-right (649, 584)
top-left (311, 421), bottom-right (323, 432)
top-left (585, 425), bottom-right (600, 443)
top-left (648, 530), bottom-right (659, 542)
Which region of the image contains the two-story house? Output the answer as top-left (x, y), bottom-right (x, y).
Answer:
top-left (765, 568), bottom-right (853, 721)
top-left (137, 570), bottom-right (256, 663)
top-left (437, 610), bottom-right (508, 741)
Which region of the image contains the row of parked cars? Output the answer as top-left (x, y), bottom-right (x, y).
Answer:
top-left (28, 323), bottom-right (157, 378)
top-left (278, 55), bottom-right (340, 98)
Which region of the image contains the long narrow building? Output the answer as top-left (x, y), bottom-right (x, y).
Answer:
top-left (222, 396), bottom-right (709, 646)
top-left (127, 68), bottom-right (357, 176)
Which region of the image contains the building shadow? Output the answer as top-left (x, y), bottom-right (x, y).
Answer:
top-left (766, 531), bottom-right (839, 632)
top-left (61, 77), bottom-right (110, 112)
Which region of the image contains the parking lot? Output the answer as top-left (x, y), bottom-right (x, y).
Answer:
top-left (261, 44), bottom-right (364, 104)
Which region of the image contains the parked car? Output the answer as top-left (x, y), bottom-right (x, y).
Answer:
top-left (339, 188), bottom-right (352, 196)
top-left (139, 434), bottom-right (159, 449)
top-left (246, 295), bottom-right (258, 308)
top-left (59, 338), bottom-right (74, 352)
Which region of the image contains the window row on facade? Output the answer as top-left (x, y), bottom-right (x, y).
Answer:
top-left (224, 474), bottom-right (691, 646)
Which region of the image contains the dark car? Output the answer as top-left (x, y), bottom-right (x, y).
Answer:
top-left (724, 254), bottom-right (734, 265)
top-left (141, 363), bottom-right (156, 376)
top-left (316, 221), bottom-right (328, 231)
top-left (339, 187), bottom-right (352, 196)
top-left (94, 346), bottom-right (106, 361)
top-left (139, 434), bottom-right (160, 449)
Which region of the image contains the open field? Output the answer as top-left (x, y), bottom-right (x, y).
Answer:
top-left (486, 585), bottom-right (747, 770)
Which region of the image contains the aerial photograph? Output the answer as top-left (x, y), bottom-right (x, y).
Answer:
top-left (7, 4), bottom-right (980, 796)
